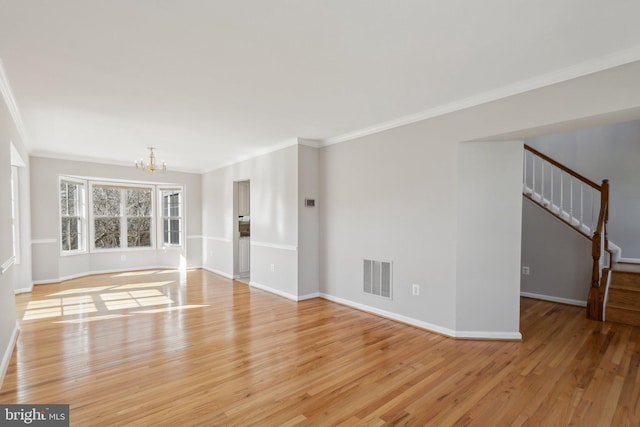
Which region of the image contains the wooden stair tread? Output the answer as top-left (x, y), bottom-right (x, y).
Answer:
top-left (606, 305), bottom-right (640, 327)
top-left (612, 263), bottom-right (640, 274)
top-left (606, 300), bottom-right (640, 312)
top-left (608, 281), bottom-right (640, 292)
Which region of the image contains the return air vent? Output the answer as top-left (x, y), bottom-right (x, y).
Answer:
top-left (363, 259), bottom-right (392, 299)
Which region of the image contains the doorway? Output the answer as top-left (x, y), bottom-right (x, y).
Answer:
top-left (233, 180), bottom-right (250, 282)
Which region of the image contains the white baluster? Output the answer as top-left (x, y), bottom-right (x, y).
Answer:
top-left (532, 156), bottom-right (536, 196)
top-left (560, 173), bottom-right (563, 216)
top-left (591, 187), bottom-right (595, 233)
top-left (541, 161), bottom-right (545, 203)
top-left (550, 167), bottom-right (554, 211)
top-left (570, 178), bottom-right (573, 225)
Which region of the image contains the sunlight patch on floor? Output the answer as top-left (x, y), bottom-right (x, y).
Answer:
top-left (54, 314), bottom-right (133, 324)
top-left (131, 305), bottom-right (209, 314)
top-left (47, 286), bottom-right (113, 297)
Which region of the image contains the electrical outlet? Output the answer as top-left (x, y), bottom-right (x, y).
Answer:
top-left (522, 266), bottom-right (530, 276)
top-left (412, 284), bottom-right (420, 296)
top-left (121, 255), bottom-right (126, 261)
top-left (270, 264), bottom-right (275, 273)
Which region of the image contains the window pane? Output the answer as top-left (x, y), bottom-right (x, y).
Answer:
top-left (94, 218), bottom-right (120, 248)
top-left (61, 218), bottom-right (69, 251)
top-left (68, 184), bottom-right (78, 216)
top-left (126, 189), bottom-right (151, 216)
top-left (69, 217), bottom-right (79, 251)
top-left (170, 231), bottom-right (180, 245)
top-left (60, 183), bottom-right (68, 215)
top-left (127, 217), bottom-right (151, 247)
top-left (163, 195), bottom-right (169, 217)
top-left (170, 193), bottom-right (179, 216)
top-left (93, 187), bottom-right (121, 216)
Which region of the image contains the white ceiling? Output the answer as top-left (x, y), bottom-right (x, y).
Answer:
top-left (2, 1), bottom-right (640, 172)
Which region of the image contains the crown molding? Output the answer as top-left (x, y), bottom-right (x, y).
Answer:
top-left (0, 59), bottom-right (29, 147)
top-left (202, 137), bottom-right (302, 174)
top-left (321, 46), bottom-right (640, 147)
top-left (30, 151), bottom-right (203, 174)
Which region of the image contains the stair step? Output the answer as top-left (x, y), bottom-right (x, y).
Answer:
top-left (607, 288), bottom-right (640, 310)
top-left (609, 271), bottom-right (640, 291)
top-left (612, 263), bottom-right (640, 274)
top-left (606, 305), bottom-right (640, 327)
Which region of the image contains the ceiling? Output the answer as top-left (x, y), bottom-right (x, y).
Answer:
top-left (2, 1), bottom-right (640, 173)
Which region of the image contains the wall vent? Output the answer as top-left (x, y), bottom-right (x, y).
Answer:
top-left (363, 259), bottom-right (392, 299)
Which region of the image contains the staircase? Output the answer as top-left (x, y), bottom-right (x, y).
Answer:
top-left (606, 263), bottom-right (640, 326)
top-left (524, 144), bottom-right (640, 326)
top-left (523, 144), bottom-right (610, 321)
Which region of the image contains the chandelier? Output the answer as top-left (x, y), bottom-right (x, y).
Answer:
top-left (135, 147), bottom-right (166, 173)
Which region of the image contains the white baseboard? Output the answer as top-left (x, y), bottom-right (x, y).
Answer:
top-left (0, 321), bottom-right (19, 388)
top-left (299, 292), bottom-right (321, 301)
top-left (520, 291), bottom-right (586, 307)
top-left (201, 266), bottom-right (234, 279)
top-left (618, 257), bottom-right (640, 264)
top-left (319, 293), bottom-right (522, 340)
top-left (32, 265), bottom-right (184, 286)
top-left (249, 281), bottom-right (298, 301)
top-left (14, 286), bottom-right (33, 294)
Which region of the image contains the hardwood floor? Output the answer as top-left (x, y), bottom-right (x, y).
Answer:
top-left (1, 269), bottom-right (639, 426)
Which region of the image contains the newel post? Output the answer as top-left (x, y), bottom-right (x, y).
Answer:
top-left (587, 179), bottom-right (609, 321)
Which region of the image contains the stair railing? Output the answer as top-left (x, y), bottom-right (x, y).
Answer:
top-left (588, 179), bottom-right (609, 320)
top-left (523, 145), bottom-right (609, 320)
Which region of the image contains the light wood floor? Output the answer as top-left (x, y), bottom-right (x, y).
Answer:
top-left (1, 269), bottom-right (639, 426)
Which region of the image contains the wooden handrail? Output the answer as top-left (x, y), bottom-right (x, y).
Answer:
top-left (523, 144), bottom-right (609, 321)
top-left (587, 179), bottom-right (609, 321)
top-left (524, 144), bottom-right (601, 190)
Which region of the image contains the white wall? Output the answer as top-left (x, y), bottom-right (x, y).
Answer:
top-left (526, 119), bottom-right (640, 260)
top-left (456, 141), bottom-right (523, 338)
top-left (0, 80), bottom-right (21, 385)
top-left (319, 60), bottom-right (640, 338)
top-left (201, 144), bottom-right (300, 298)
top-left (521, 197), bottom-right (591, 305)
top-left (298, 144), bottom-right (320, 298)
top-left (29, 157), bottom-right (202, 283)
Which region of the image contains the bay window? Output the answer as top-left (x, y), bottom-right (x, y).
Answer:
top-left (59, 177), bottom-right (184, 253)
top-left (60, 178), bottom-right (86, 253)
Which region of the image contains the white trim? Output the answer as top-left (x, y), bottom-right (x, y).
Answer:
top-left (320, 293), bottom-right (521, 340)
top-left (322, 46), bottom-right (640, 146)
top-left (0, 60), bottom-right (29, 146)
top-left (201, 266), bottom-right (234, 279)
top-left (1, 256), bottom-right (15, 275)
top-left (10, 143), bottom-right (26, 167)
top-left (250, 241), bottom-right (298, 251)
top-left (249, 281), bottom-right (298, 301)
top-left (14, 286), bottom-right (33, 294)
top-left (31, 238), bottom-right (58, 245)
top-left (298, 138), bottom-right (323, 148)
top-left (0, 321), bottom-right (19, 388)
top-left (299, 292), bottom-right (321, 301)
top-left (186, 235), bottom-right (203, 240)
top-left (618, 257), bottom-right (640, 264)
top-left (30, 151), bottom-right (203, 174)
top-left (602, 269), bottom-right (613, 322)
top-left (31, 265), bottom-right (183, 285)
top-left (453, 330), bottom-right (523, 340)
top-left (520, 291), bottom-right (587, 307)
top-left (204, 138), bottom-right (300, 173)
top-left (204, 236), bottom-right (232, 243)
top-left (320, 293), bottom-right (457, 337)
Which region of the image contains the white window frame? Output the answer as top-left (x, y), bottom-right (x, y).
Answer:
top-left (11, 166), bottom-right (20, 263)
top-left (89, 181), bottom-right (156, 252)
top-left (158, 187), bottom-right (184, 249)
top-left (59, 176), bottom-right (88, 256)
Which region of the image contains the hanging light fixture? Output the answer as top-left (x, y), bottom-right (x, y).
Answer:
top-left (135, 147), bottom-right (166, 173)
